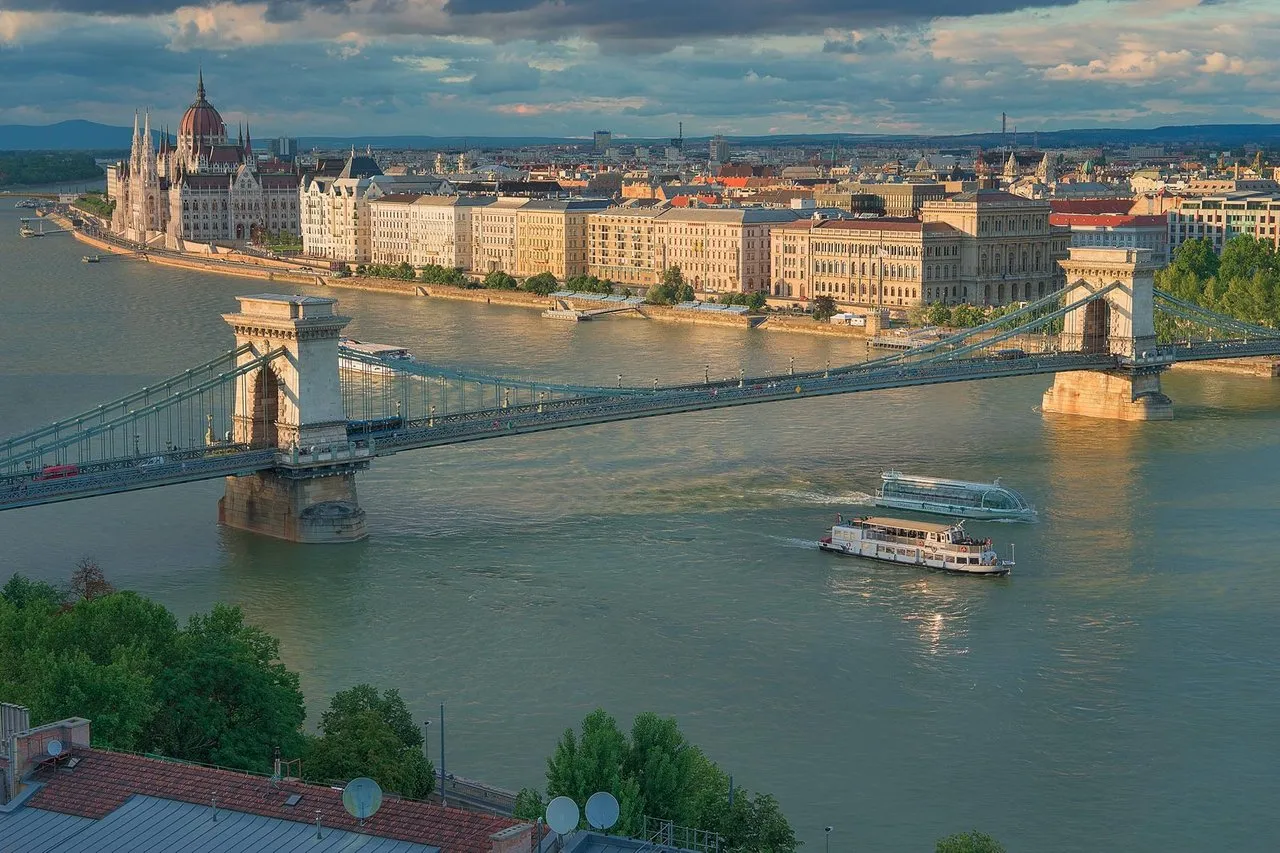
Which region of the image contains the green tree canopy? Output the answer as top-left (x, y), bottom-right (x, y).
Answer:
top-left (936, 830), bottom-right (1007, 853)
top-left (149, 604), bottom-right (306, 769)
top-left (305, 684), bottom-right (434, 798)
top-left (646, 268), bottom-right (695, 305)
top-left (522, 272), bottom-right (559, 294)
top-left (534, 709), bottom-right (797, 851)
top-left (484, 270), bottom-right (520, 290)
top-left (811, 294), bottom-right (838, 321)
top-left (1, 573), bottom-right (64, 610)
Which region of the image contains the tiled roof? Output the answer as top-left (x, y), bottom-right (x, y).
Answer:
top-left (946, 189), bottom-right (1038, 204)
top-left (784, 217), bottom-right (958, 234)
top-left (1048, 198), bottom-right (1137, 215)
top-left (1050, 213), bottom-right (1166, 228)
top-left (26, 749), bottom-right (519, 853)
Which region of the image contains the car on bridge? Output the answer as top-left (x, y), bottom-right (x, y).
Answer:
top-left (992, 348), bottom-right (1029, 360)
top-left (36, 464), bottom-right (80, 480)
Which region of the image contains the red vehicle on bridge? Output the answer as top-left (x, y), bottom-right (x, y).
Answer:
top-left (36, 464), bottom-right (80, 480)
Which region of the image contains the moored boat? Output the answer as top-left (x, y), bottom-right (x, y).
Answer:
top-left (819, 515), bottom-right (1014, 576)
top-left (874, 471), bottom-right (1036, 521)
top-left (339, 338), bottom-right (415, 375)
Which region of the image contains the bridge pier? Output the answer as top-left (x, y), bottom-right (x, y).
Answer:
top-left (220, 294), bottom-right (369, 543)
top-left (1042, 247), bottom-right (1173, 421)
top-left (1041, 368), bottom-right (1172, 421)
top-left (219, 469), bottom-right (367, 543)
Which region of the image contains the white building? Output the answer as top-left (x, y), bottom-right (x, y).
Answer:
top-left (471, 197), bottom-right (531, 274)
top-left (299, 153), bottom-right (452, 263)
top-left (368, 195), bottom-right (492, 268)
top-left (1049, 212), bottom-right (1170, 265)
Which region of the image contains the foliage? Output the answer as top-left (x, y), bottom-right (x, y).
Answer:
top-left (936, 830), bottom-right (1007, 853)
top-left (565, 274), bottom-right (616, 295)
top-left (305, 684), bottom-right (434, 798)
top-left (711, 292), bottom-right (767, 311)
top-left (923, 302), bottom-right (953, 327)
top-left (513, 787), bottom-right (546, 821)
top-left (149, 604), bottom-right (306, 770)
top-left (1155, 236), bottom-right (1280, 331)
top-left (73, 193), bottom-right (114, 220)
top-left (1, 573), bottom-right (64, 610)
top-left (419, 264), bottom-right (469, 286)
top-left (521, 272), bottom-right (558, 294)
top-left (359, 262), bottom-right (418, 281)
top-left (0, 563), bottom-right (306, 772)
top-left (0, 152), bottom-right (102, 186)
top-left (647, 267), bottom-right (696, 305)
top-left (811, 295), bottom-right (838, 321)
top-left (258, 229), bottom-right (302, 252)
top-left (535, 709), bottom-right (797, 851)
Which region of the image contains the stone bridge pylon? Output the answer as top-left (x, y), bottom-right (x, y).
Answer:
top-left (1041, 247), bottom-right (1174, 421)
top-left (218, 295), bottom-right (369, 543)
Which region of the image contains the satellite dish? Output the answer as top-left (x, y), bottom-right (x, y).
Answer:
top-left (47, 740), bottom-right (63, 757)
top-left (585, 791), bottom-right (620, 830)
top-left (342, 777), bottom-right (383, 821)
top-left (545, 795), bottom-right (580, 835)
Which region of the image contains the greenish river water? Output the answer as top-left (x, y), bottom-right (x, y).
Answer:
top-left (2, 207), bottom-right (1278, 851)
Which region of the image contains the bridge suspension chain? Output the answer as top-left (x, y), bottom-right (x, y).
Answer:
top-left (1, 348), bottom-right (287, 477)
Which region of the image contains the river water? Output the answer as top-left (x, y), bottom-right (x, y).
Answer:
top-left (2, 206), bottom-right (1278, 851)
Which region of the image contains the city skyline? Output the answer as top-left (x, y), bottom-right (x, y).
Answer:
top-left (1, 0), bottom-right (1278, 137)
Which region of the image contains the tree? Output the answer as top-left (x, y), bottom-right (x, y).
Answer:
top-left (746, 292), bottom-right (767, 312)
top-left (513, 787), bottom-right (546, 821)
top-left (484, 270), bottom-right (519, 290)
top-left (532, 709), bottom-right (797, 850)
top-left (69, 558), bottom-right (114, 601)
top-left (812, 295), bottom-right (838, 321)
top-left (1, 573), bottom-right (64, 610)
top-left (647, 267), bottom-right (695, 306)
top-left (395, 261), bottom-right (416, 281)
top-left (924, 302), bottom-right (953, 327)
top-left (1169, 237), bottom-right (1219, 281)
top-left (522, 272), bottom-right (559, 295)
top-left (936, 830), bottom-right (1007, 853)
top-left (149, 604), bottom-right (306, 772)
top-left (305, 684), bottom-right (434, 798)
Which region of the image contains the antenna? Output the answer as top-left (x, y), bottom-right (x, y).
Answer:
top-left (545, 796), bottom-right (580, 836)
top-left (342, 777), bottom-right (383, 826)
top-left (585, 792), bottom-right (620, 831)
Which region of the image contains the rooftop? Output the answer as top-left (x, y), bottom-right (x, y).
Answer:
top-left (21, 749), bottom-right (520, 853)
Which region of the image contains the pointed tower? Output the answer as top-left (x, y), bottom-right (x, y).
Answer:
top-left (1003, 150), bottom-right (1019, 179)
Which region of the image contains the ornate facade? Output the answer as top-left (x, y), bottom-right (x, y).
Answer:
top-left (108, 71), bottom-right (301, 247)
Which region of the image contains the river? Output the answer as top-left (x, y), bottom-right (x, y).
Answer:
top-left (1, 206), bottom-right (1278, 851)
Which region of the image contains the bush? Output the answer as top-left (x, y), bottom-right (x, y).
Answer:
top-left (485, 271), bottom-right (520, 290)
top-left (521, 272), bottom-right (558, 294)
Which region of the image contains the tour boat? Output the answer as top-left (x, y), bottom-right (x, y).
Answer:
top-left (874, 471), bottom-right (1037, 521)
top-left (819, 515), bottom-right (1014, 576)
top-left (339, 338), bottom-right (415, 375)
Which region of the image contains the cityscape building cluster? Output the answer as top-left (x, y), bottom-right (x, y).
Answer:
top-left (102, 70), bottom-right (1280, 312)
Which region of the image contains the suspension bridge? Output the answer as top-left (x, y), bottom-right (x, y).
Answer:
top-left (3, 247), bottom-right (1278, 542)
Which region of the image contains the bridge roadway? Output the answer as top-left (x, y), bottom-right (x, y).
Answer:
top-left (3, 338), bottom-right (1278, 512)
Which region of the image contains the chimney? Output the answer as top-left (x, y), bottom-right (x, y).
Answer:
top-left (4, 717), bottom-right (91, 804)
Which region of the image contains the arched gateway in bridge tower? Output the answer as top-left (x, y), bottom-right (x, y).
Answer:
top-left (218, 295), bottom-right (369, 542)
top-left (1041, 247), bottom-right (1173, 421)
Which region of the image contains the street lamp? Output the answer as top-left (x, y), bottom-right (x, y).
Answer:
top-left (825, 826), bottom-right (833, 853)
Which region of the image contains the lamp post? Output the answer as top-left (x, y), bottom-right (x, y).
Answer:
top-left (825, 826), bottom-right (832, 853)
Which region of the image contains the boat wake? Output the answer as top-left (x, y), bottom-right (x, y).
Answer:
top-left (768, 535), bottom-right (821, 550)
top-left (761, 488), bottom-right (873, 506)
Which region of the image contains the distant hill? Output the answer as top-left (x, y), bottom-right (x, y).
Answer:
top-left (0, 120), bottom-right (138, 151)
top-left (4, 120), bottom-right (1280, 152)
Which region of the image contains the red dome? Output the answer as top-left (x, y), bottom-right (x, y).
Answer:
top-left (178, 71), bottom-right (226, 142)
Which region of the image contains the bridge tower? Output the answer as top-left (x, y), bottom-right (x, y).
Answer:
top-left (1041, 247), bottom-right (1173, 421)
top-left (218, 295), bottom-right (369, 543)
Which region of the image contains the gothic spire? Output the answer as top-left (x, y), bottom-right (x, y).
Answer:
top-left (197, 66), bottom-right (206, 100)
top-left (244, 122), bottom-right (251, 157)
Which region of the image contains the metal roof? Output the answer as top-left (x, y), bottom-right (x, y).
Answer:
top-left (0, 796), bottom-right (443, 853)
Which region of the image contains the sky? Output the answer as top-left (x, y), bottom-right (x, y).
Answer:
top-left (0, 0), bottom-right (1277, 138)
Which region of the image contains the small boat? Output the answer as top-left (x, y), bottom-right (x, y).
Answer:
top-left (82, 255), bottom-right (101, 263)
top-left (874, 471), bottom-right (1036, 521)
top-left (14, 199), bottom-right (39, 209)
top-left (339, 338), bottom-right (415, 375)
top-left (820, 515), bottom-right (1014, 576)
top-left (19, 225), bottom-right (43, 238)
top-left (542, 308), bottom-right (590, 321)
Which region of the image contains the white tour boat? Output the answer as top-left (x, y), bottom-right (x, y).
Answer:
top-left (819, 515), bottom-right (1014, 576)
top-left (339, 338), bottom-right (415, 375)
top-left (874, 471), bottom-right (1037, 521)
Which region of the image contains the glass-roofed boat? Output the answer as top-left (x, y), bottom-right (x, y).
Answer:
top-left (873, 471), bottom-right (1037, 521)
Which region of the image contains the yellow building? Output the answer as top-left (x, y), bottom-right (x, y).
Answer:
top-left (587, 207), bottom-right (800, 293)
top-left (771, 191), bottom-right (1069, 310)
top-left (472, 197), bottom-right (530, 274)
top-left (513, 199), bottom-right (612, 280)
